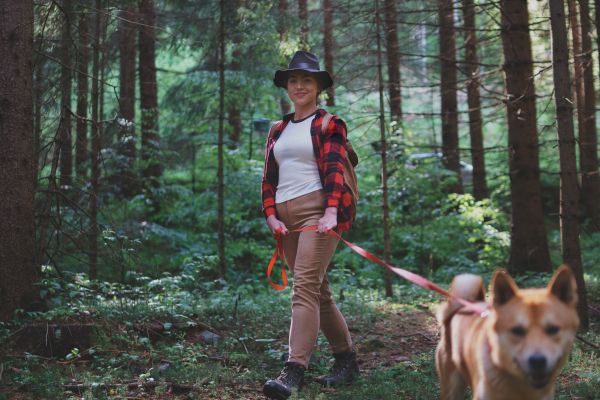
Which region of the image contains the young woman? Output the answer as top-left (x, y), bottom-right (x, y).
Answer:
top-left (261, 51), bottom-right (359, 399)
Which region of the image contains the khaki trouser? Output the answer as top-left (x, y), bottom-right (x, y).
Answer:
top-left (276, 189), bottom-right (353, 369)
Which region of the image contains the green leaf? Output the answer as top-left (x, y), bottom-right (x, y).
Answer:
top-left (164, 322), bottom-right (172, 330)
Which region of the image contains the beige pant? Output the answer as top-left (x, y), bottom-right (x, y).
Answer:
top-left (276, 189), bottom-right (353, 369)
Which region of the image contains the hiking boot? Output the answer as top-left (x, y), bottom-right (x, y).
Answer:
top-left (321, 351), bottom-right (360, 387)
top-left (263, 362), bottom-right (305, 399)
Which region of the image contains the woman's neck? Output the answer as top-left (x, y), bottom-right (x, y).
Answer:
top-left (293, 104), bottom-right (319, 121)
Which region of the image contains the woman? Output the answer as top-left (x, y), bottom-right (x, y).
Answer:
top-left (261, 51), bottom-right (359, 400)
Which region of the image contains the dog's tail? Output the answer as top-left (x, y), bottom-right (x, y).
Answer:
top-left (436, 274), bottom-right (485, 326)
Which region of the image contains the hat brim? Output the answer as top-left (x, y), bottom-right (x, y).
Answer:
top-left (273, 68), bottom-right (333, 90)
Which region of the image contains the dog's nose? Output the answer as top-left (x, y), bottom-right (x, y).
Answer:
top-left (528, 353), bottom-right (547, 372)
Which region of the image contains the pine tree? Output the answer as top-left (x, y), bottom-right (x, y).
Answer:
top-left (548, 0), bottom-right (589, 328)
top-left (500, 0), bottom-right (551, 274)
top-left (438, 0), bottom-right (463, 193)
top-left (0, 0), bottom-right (39, 322)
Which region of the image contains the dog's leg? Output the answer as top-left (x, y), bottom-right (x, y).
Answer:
top-left (439, 370), bottom-right (468, 400)
top-left (436, 337), bottom-right (468, 400)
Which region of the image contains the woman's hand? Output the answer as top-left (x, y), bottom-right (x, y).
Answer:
top-left (317, 207), bottom-right (338, 234)
top-left (267, 215), bottom-right (289, 239)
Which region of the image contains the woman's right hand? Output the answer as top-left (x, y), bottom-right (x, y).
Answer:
top-left (266, 215), bottom-right (289, 239)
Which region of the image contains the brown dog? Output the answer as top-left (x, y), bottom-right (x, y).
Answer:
top-left (435, 266), bottom-right (579, 400)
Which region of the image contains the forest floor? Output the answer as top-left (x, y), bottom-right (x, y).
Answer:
top-left (1, 288), bottom-right (600, 400)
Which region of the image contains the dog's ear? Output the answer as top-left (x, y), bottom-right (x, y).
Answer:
top-left (491, 269), bottom-right (518, 307)
top-left (548, 265), bottom-right (578, 306)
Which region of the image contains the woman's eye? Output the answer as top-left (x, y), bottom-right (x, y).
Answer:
top-left (510, 326), bottom-right (526, 337)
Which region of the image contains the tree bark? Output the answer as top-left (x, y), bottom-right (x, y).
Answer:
top-left (139, 0), bottom-right (161, 181)
top-left (461, 0), bottom-right (488, 200)
top-left (568, 0), bottom-right (585, 148)
top-left (218, 0), bottom-right (226, 280)
top-left (76, 9), bottom-right (89, 180)
top-left (0, 0), bottom-right (39, 322)
top-left (278, 0), bottom-right (291, 114)
top-left (228, 3), bottom-right (242, 147)
top-left (119, 4), bottom-right (137, 192)
top-left (323, 0), bottom-right (335, 106)
top-left (299, 0), bottom-right (309, 50)
top-left (548, 0), bottom-right (589, 328)
top-left (34, 41), bottom-right (43, 185)
top-left (89, 0), bottom-right (101, 281)
top-left (60, 0), bottom-right (73, 187)
top-left (438, 0), bottom-right (463, 193)
top-left (500, 0), bottom-right (551, 274)
top-left (578, 0), bottom-right (599, 225)
top-left (384, 0), bottom-right (401, 120)
top-left (375, 0), bottom-right (393, 298)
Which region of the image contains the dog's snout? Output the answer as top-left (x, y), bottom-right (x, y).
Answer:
top-left (528, 353), bottom-right (547, 371)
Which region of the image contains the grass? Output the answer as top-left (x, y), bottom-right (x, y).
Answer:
top-left (1, 275), bottom-right (599, 399)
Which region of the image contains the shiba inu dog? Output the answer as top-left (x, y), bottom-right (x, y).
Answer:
top-left (435, 266), bottom-right (579, 400)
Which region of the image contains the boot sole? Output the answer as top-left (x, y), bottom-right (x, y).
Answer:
top-left (263, 384), bottom-right (291, 400)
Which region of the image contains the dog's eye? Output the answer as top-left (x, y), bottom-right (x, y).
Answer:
top-left (545, 325), bottom-right (560, 336)
top-left (511, 326), bottom-right (527, 337)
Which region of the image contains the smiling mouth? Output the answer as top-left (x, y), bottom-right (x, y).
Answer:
top-left (528, 373), bottom-right (551, 389)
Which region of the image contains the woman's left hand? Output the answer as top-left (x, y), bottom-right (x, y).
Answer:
top-left (317, 207), bottom-right (338, 234)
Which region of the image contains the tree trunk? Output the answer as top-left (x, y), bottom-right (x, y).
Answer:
top-left (548, 0), bottom-right (589, 328)
top-left (384, 0), bottom-right (401, 120)
top-left (299, 0), bottom-right (309, 50)
top-left (438, 0), bottom-right (463, 193)
top-left (139, 0), bottom-right (160, 182)
top-left (500, 0), bottom-right (551, 274)
top-left (568, 0), bottom-right (584, 147)
top-left (228, 4), bottom-right (242, 147)
top-left (89, 0), bottom-right (101, 281)
top-left (60, 0), bottom-right (73, 187)
top-left (323, 0), bottom-right (335, 107)
top-left (0, 0), bottom-right (39, 322)
top-left (119, 4), bottom-right (137, 192)
top-left (375, 0), bottom-right (393, 298)
top-left (34, 41), bottom-right (43, 185)
top-left (578, 0), bottom-right (599, 225)
top-left (461, 0), bottom-right (488, 200)
top-left (76, 10), bottom-right (89, 180)
top-left (218, 0), bottom-right (226, 280)
top-left (278, 0), bottom-right (291, 114)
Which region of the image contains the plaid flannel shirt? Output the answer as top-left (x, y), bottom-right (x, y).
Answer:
top-left (261, 109), bottom-right (355, 232)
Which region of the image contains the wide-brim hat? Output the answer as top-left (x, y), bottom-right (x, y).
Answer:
top-left (274, 51), bottom-right (333, 90)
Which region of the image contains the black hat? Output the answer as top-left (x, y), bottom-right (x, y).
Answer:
top-left (274, 51), bottom-right (333, 90)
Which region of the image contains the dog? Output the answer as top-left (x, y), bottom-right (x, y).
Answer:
top-left (435, 265), bottom-right (579, 400)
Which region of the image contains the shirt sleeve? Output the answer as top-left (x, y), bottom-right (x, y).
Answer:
top-left (261, 139), bottom-right (277, 219)
top-left (322, 117), bottom-right (347, 211)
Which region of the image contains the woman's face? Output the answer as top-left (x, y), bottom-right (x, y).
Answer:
top-left (287, 71), bottom-right (320, 108)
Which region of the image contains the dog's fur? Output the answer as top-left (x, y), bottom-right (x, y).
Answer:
top-left (435, 266), bottom-right (579, 400)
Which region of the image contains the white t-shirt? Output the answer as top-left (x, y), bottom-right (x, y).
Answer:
top-left (273, 113), bottom-right (323, 203)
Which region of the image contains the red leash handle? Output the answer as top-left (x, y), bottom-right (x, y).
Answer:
top-left (267, 226), bottom-right (489, 316)
top-left (266, 227), bottom-right (316, 291)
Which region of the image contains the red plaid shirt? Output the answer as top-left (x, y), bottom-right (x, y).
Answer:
top-left (261, 109), bottom-right (355, 232)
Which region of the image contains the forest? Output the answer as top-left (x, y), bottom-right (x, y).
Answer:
top-left (1, 0), bottom-right (600, 398)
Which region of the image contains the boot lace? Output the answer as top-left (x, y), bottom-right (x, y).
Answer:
top-left (330, 357), bottom-right (352, 378)
top-left (278, 365), bottom-right (303, 385)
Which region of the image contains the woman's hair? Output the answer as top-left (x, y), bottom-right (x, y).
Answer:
top-left (316, 91), bottom-right (322, 106)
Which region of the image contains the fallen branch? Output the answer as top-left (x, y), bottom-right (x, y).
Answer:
top-left (588, 305), bottom-right (600, 315)
top-left (576, 334), bottom-right (600, 351)
top-left (20, 381), bottom-right (194, 393)
top-left (132, 322), bottom-right (213, 333)
top-left (353, 335), bottom-right (368, 344)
